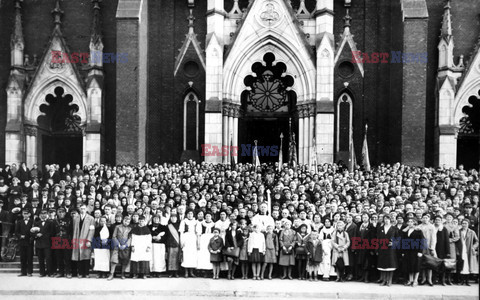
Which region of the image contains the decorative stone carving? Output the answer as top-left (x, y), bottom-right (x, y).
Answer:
top-left (24, 126), bottom-right (37, 137)
top-left (260, 3), bottom-right (280, 26)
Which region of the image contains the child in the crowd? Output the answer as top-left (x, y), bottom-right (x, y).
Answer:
top-left (109, 215), bottom-right (132, 280)
top-left (208, 227), bottom-right (224, 279)
top-left (238, 219), bottom-right (250, 279)
top-left (295, 223), bottom-right (309, 280)
top-left (262, 225), bottom-right (278, 280)
top-left (306, 230), bottom-right (322, 281)
top-left (248, 224), bottom-right (266, 280)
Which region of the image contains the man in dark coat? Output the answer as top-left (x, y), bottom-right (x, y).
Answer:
top-left (0, 199), bottom-right (11, 258)
top-left (345, 213), bottom-right (359, 281)
top-left (52, 207), bottom-right (73, 278)
top-left (15, 209), bottom-right (33, 276)
top-left (434, 215), bottom-right (450, 285)
top-left (33, 209), bottom-right (54, 277)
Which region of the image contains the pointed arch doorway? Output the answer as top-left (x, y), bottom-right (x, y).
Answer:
top-left (238, 53), bottom-right (297, 163)
top-left (37, 87), bottom-right (83, 168)
top-left (457, 93), bottom-right (480, 170)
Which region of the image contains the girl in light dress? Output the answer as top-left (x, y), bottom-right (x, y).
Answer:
top-left (179, 210), bottom-right (199, 277)
top-left (248, 224), bottom-right (266, 280)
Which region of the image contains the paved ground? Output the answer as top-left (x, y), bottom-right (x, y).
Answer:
top-left (0, 275), bottom-right (478, 300)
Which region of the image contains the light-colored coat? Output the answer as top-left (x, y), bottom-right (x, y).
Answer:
top-left (71, 214), bottom-right (95, 261)
top-left (461, 228), bottom-right (479, 274)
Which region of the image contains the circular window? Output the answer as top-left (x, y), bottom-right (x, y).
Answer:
top-left (338, 61), bottom-right (355, 78)
top-left (184, 61), bottom-right (199, 78)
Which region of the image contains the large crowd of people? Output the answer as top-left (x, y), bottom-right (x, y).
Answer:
top-left (0, 161), bottom-right (478, 287)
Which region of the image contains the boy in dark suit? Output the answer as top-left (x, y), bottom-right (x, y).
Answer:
top-left (15, 209), bottom-right (33, 276)
top-left (33, 209), bottom-right (54, 277)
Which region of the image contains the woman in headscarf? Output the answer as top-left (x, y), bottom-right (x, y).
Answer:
top-left (149, 214), bottom-right (167, 276)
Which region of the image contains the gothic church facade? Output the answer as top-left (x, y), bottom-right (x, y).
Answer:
top-left (0, 0), bottom-right (479, 169)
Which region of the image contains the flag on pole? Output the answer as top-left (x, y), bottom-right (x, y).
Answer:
top-left (288, 134), bottom-right (298, 169)
top-left (348, 134), bottom-right (357, 172)
top-left (253, 140), bottom-right (260, 168)
top-left (310, 136), bottom-right (318, 174)
top-left (278, 133), bottom-right (284, 172)
top-left (362, 124), bottom-right (371, 171)
top-left (230, 134), bottom-right (236, 170)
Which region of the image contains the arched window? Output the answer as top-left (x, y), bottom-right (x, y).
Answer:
top-left (184, 91), bottom-right (199, 151)
top-left (336, 92), bottom-right (353, 152)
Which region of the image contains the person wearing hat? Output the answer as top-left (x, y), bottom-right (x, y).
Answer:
top-left (15, 209), bottom-right (33, 276)
top-left (33, 209), bottom-right (54, 277)
top-left (149, 214), bottom-right (167, 276)
top-left (52, 207), bottom-right (73, 278)
top-left (71, 204), bottom-right (95, 278)
top-left (130, 215), bottom-right (152, 279)
top-left (418, 213), bottom-right (436, 286)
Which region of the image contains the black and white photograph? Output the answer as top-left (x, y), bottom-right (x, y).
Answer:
top-left (0, 0), bottom-right (478, 299)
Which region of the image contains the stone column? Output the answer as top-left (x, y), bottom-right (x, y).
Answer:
top-left (222, 104), bottom-right (229, 164)
top-left (298, 107), bottom-right (305, 164)
top-left (115, 0), bottom-right (148, 163)
top-left (25, 126), bottom-right (37, 168)
top-left (303, 105), bottom-right (310, 164)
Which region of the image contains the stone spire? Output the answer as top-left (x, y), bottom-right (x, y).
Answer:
top-left (438, 0), bottom-right (455, 70)
top-left (10, 0), bottom-right (24, 66)
top-left (90, 0), bottom-right (103, 50)
top-left (51, 0), bottom-right (64, 31)
top-left (440, 0), bottom-right (452, 42)
top-left (343, 8), bottom-right (352, 29)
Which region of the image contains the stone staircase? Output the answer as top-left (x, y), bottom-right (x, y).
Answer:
top-left (0, 255), bottom-right (39, 274)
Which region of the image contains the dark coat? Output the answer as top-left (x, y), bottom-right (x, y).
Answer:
top-left (401, 228), bottom-right (424, 273)
top-left (225, 228), bottom-right (244, 248)
top-left (376, 225), bottom-right (399, 269)
top-left (435, 227), bottom-right (450, 259)
top-left (149, 224), bottom-right (168, 244)
top-left (306, 239), bottom-right (323, 263)
top-left (33, 219), bottom-right (54, 249)
top-left (15, 218), bottom-right (33, 247)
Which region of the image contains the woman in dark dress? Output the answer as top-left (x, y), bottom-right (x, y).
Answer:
top-left (356, 213), bottom-right (374, 283)
top-left (224, 220), bottom-right (243, 280)
top-left (376, 215), bottom-right (399, 286)
top-left (402, 217), bottom-right (425, 287)
top-left (165, 214), bottom-right (181, 277)
top-left (434, 215), bottom-right (450, 285)
top-left (208, 227), bottom-right (224, 279)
